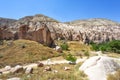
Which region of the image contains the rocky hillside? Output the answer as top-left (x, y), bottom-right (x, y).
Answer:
top-left (0, 17), bottom-right (16, 27)
top-left (0, 14), bottom-right (120, 46)
top-left (66, 18), bottom-right (120, 26)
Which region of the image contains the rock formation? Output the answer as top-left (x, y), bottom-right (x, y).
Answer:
top-left (79, 56), bottom-right (120, 80)
top-left (0, 15), bottom-right (120, 46)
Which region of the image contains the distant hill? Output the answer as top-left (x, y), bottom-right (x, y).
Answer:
top-left (17, 14), bottom-right (59, 24)
top-left (0, 17), bottom-right (16, 27)
top-left (0, 14), bottom-right (120, 46)
top-left (65, 18), bottom-right (120, 27)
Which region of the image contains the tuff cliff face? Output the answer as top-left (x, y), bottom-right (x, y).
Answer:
top-left (0, 15), bottom-right (120, 46)
top-left (63, 18), bottom-right (120, 44)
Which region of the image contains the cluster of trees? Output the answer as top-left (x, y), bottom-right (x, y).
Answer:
top-left (90, 40), bottom-right (120, 53)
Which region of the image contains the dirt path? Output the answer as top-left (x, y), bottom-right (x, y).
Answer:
top-left (23, 57), bottom-right (87, 69)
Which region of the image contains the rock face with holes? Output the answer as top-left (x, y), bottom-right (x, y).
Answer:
top-left (0, 15), bottom-right (120, 46)
top-left (79, 56), bottom-right (120, 80)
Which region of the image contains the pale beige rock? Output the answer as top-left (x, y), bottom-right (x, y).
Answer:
top-left (7, 77), bottom-right (21, 80)
top-left (64, 67), bottom-right (71, 71)
top-left (2, 71), bottom-right (10, 75)
top-left (79, 56), bottom-right (120, 80)
top-left (0, 16), bottom-right (120, 45)
top-left (10, 65), bottom-right (23, 73)
top-left (25, 67), bottom-right (33, 74)
top-left (44, 66), bottom-right (52, 71)
top-left (55, 46), bottom-right (62, 53)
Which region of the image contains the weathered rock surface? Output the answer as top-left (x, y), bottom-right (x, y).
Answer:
top-left (79, 56), bottom-right (120, 80)
top-left (0, 15), bottom-right (120, 46)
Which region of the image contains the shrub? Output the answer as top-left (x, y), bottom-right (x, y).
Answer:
top-left (65, 54), bottom-right (77, 63)
top-left (60, 43), bottom-right (69, 50)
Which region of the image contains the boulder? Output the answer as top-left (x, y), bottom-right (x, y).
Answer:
top-left (5, 66), bottom-right (11, 71)
top-left (64, 66), bottom-right (71, 71)
top-left (44, 66), bottom-right (52, 71)
top-left (79, 56), bottom-right (120, 80)
top-left (23, 63), bottom-right (38, 69)
top-left (0, 66), bottom-right (11, 72)
top-left (37, 63), bottom-right (44, 67)
top-left (55, 46), bottom-right (62, 53)
top-left (2, 71), bottom-right (10, 75)
top-left (10, 65), bottom-right (23, 73)
top-left (7, 77), bottom-right (21, 80)
top-left (25, 67), bottom-right (33, 74)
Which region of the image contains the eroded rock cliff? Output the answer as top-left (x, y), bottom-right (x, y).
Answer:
top-left (0, 15), bottom-right (120, 46)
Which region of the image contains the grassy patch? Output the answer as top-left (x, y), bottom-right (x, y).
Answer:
top-left (0, 40), bottom-right (59, 67)
top-left (107, 69), bottom-right (120, 80)
top-left (0, 63), bottom-right (88, 80)
top-left (68, 41), bottom-right (91, 51)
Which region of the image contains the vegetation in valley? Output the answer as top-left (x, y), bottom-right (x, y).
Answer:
top-left (65, 54), bottom-right (77, 63)
top-left (90, 40), bottom-right (120, 53)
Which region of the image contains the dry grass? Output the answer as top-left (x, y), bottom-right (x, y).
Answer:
top-left (105, 52), bottom-right (120, 58)
top-left (0, 63), bottom-right (88, 80)
top-left (68, 41), bottom-right (91, 51)
top-left (0, 40), bottom-right (59, 67)
top-left (107, 69), bottom-right (120, 80)
top-left (55, 40), bottom-right (90, 51)
top-left (61, 41), bottom-right (91, 58)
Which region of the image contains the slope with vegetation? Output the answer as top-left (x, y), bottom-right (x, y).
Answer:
top-left (0, 40), bottom-right (59, 67)
top-left (0, 63), bottom-right (88, 80)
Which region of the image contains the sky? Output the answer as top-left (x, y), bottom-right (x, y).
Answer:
top-left (0, 0), bottom-right (120, 22)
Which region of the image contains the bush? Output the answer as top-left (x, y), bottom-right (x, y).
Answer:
top-left (60, 43), bottom-right (69, 50)
top-left (90, 40), bottom-right (120, 53)
top-left (65, 54), bottom-right (77, 63)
